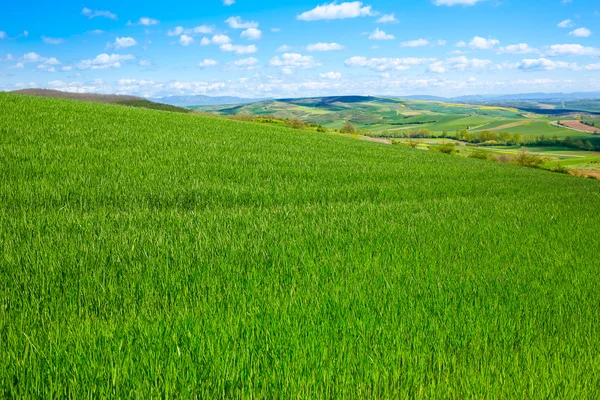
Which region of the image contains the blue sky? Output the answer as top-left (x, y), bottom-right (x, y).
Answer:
top-left (1, 0), bottom-right (599, 98)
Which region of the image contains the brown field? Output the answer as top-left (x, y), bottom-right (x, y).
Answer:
top-left (561, 120), bottom-right (600, 133)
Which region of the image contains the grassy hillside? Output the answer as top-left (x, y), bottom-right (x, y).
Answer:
top-left (197, 96), bottom-right (595, 140)
top-left (1, 93), bottom-right (600, 397)
top-left (10, 89), bottom-right (191, 113)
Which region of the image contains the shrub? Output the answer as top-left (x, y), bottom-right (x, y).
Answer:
top-left (431, 142), bottom-right (456, 155)
top-left (515, 147), bottom-right (546, 168)
top-left (340, 121), bottom-right (357, 134)
top-left (468, 149), bottom-right (489, 160)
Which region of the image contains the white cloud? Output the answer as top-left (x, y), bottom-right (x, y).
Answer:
top-left (584, 63), bottom-right (600, 71)
top-left (376, 13), bottom-right (398, 23)
top-left (401, 38), bottom-right (429, 47)
top-left (428, 56), bottom-right (492, 73)
top-left (345, 56), bottom-right (434, 71)
top-left (61, 66), bottom-right (72, 71)
top-left (211, 34), bottom-right (232, 45)
top-left (200, 37), bottom-right (211, 46)
top-left (0, 31), bottom-right (6, 39)
top-left (139, 60), bottom-right (152, 67)
top-left (546, 44), bottom-right (600, 56)
top-left (81, 7), bottom-right (117, 20)
top-left (297, 1), bottom-right (375, 21)
top-left (197, 59), bottom-right (218, 68)
top-left (320, 71), bottom-right (342, 79)
top-left (276, 45), bottom-right (293, 52)
top-left (469, 36), bottom-right (499, 49)
top-left (223, 57), bottom-right (260, 70)
top-left (369, 28), bottom-right (395, 40)
top-left (270, 53), bottom-right (321, 73)
top-left (88, 30), bottom-right (105, 35)
top-left (557, 19), bottom-right (574, 28)
top-left (0, 54), bottom-right (13, 62)
top-left (241, 28), bottom-right (262, 40)
top-left (114, 37), bottom-right (137, 49)
top-left (497, 43), bottom-right (539, 54)
top-left (223, 0), bottom-right (235, 4)
top-left (76, 54), bottom-right (135, 70)
top-left (569, 28), bottom-right (591, 37)
top-left (42, 36), bottom-right (65, 45)
top-left (306, 42), bottom-right (344, 51)
top-left (271, 28), bottom-right (281, 32)
top-left (44, 57), bottom-right (61, 65)
top-left (220, 43), bottom-right (258, 54)
top-left (517, 58), bottom-right (578, 71)
top-left (433, 0), bottom-right (482, 5)
top-left (22, 52), bottom-right (45, 63)
top-left (179, 35), bottom-right (194, 46)
top-left (225, 16), bottom-right (259, 29)
top-left (128, 17), bottom-right (159, 26)
top-left (167, 25), bottom-right (214, 36)
top-left (455, 40), bottom-right (467, 47)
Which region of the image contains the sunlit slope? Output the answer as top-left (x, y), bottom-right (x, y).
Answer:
top-left (1, 93), bottom-right (600, 398)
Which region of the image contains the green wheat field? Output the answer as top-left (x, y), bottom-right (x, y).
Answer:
top-left (1, 92), bottom-right (600, 397)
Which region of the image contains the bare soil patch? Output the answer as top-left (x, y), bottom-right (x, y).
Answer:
top-left (561, 120), bottom-right (600, 134)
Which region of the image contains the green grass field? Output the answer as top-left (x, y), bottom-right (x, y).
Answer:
top-left (2, 93), bottom-right (600, 397)
top-left (198, 96), bottom-right (600, 142)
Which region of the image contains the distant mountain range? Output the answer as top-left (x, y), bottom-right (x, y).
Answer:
top-left (402, 92), bottom-right (600, 103)
top-left (152, 95), bottom-right (270, 107)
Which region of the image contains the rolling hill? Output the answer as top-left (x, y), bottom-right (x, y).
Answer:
top-left (196, 95), bottom-right (600, 139)
top-left (1, 92), bottom-right (600, 397)
top-left (11, 89), bottom-right (191, 113)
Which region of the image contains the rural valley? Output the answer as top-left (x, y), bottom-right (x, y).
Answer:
top-left (2, 0), bottom-right (600, 398)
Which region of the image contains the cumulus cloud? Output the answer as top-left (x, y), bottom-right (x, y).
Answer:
top-left (128, 17), bottom-right (159, 26)
top-left (276, 45), bottom-right (293, 52)
top-left (320, 71), bottom-right (342, 79)
top-left (569, 28), bottom-right (591, 37)
top-left (557, 19), bottom-right (574, 28)
top-left (306, 42), bottom-right (344, 51)
top-left (81, 7), bottom-right (117, 20)
top-left (434, 0), bottom-right (482, 5)
top-left (223, 0), bottom-right (235, 5)
top-left (76, 53), bottom-right (135, 70)
top-left (546, 44), bottom-right (600, 56)
top-left (0, 31), bottom-right (6, 39)
top-left (197, 59), bottom-right (218, 68)
top-left (270, 53), bottom-right (321, 74)
top-left (496, 43), bottom-right (539, 54)
top-left (114, 37), bottom-right (137, 49)
top-left (369, 28), bottom-right (395, 40)
top-left (428, 56), bottom-right (492, 73)
top-left (220, 43), bottom-right (258, 54)
top-left (401, 38), bottom-right (429, 47)
top-left (345, 56), bottom-right (434, 71)
top-left (241, 28), bottom-right (262, 40)
top-left (167, 25), bottom-right (214, 36)
top-left (223, 57), bottom-right (260, 70)
top-left (469, 36), bottom-right (499, 49)
top-left (201, 35), bottom-right (232, 46)
top-left (22, 52), bottom-right (46, 63)
top-left (517, 58), bottom-right (578, 71)
top-left (376, 13), bottom-right (398, 23)
top-left (179, 35), bottom-right (194, 46)
top-left (297, 1), bottom-right (375, 21)
top-left (226, 16), bottom-right (259, 29)
top-left (42, 36), bottom-right (65, 45)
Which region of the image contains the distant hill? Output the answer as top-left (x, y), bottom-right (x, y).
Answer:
top-left (11, 89), bottom-right (190, 113)
top-left (404, 92), bottom-right (600, 103)
top-left (152, 94), bottom-right (270, 107)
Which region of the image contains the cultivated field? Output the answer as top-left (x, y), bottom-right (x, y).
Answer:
top-left (560, 119), bottom-right (600, 133)
top-left (198, 96), bottom-right (599, 141)
top-left (2, 93), bottom-right (600, 397)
